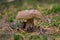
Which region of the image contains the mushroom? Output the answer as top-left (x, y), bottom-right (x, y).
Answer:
top-left (16, 9), bottom-right (46, 30)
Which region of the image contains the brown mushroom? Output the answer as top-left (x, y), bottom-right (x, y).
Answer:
top-left (16, 9), bottom-right (46, 30)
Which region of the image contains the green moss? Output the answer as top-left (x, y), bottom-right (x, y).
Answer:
top-left (50, 4), bottom-right (60, 13)
top-left (14, 34), bottom-right (23, 40)
top-left (41, 35), bottom-right (48, 40)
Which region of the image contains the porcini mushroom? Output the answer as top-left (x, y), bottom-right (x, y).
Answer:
top-left (16, 9), bottom-right (45, 30)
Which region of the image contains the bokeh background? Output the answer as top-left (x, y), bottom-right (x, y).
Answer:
top-left (0, 0), bottom-right (60, 40)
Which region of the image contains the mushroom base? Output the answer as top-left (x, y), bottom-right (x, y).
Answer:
top-left (25, 18), bottom-right (34, 31)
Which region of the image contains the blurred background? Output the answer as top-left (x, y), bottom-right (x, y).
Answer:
top-left (0, 0), bottom-right (60, 40)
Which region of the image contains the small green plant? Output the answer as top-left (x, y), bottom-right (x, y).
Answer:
top-left (22, 32), bottom-right (28, 36)
top-left (29, 35), bottom-right (41, 40)
top-left (0, 14), bottom-right (2, 19)
top-left (50, 16), bottom-right (60, 27)
top-left (14, 34), bottom-right (23, 40)
top-left (51, 4), bottom-right (60, 13)
top-left (41, 8), bottom-right (52, 15)
top-left (7, 16), bottom-right (15, 22)
top-left (38, 22), bottom-right (49, 28)
top-left (40, 35), bottom-right (48, 40)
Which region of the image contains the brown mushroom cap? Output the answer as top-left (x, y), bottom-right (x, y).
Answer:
top-left (16, 9), bottom-right (45, 21)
